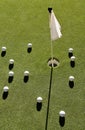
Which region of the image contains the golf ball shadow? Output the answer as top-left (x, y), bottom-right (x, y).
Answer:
top-left (9, 64), bottom-right (14, 70)
top-left (59, 116), bottom-right (65, 127)
top-left (69, 81), bottom-right (74, 88)
top-left (2, 91), bottom-right (9, 100)
top-left (1, 51), bottom-right (6, 57)
top-left (8, 76), bottom-right (14, 83)
top-left (70, 61), bottom-right (75, 68)
top-left (27, 48), bottom-right (32, 53)
top-left (36, 102), bottom-right (42, 111)
top-left (68, 52), bottom-right (73, 58)
top-left (23, 76), bottom-right (29, 83)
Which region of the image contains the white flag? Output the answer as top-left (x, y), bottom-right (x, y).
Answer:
top-left (50, 10), bottom-right (62, 41)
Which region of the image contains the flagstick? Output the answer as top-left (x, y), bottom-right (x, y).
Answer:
top-left (45, 25), bottom-right (54, 130)
top-left (45, 66), bottom-right (53, 130)
top-left (51, 40), bottom-right (54, 67)
top-left (48, 8), bottom-right (54, 67)
top-left (45, 7), bottom-right (62, 130)
top-left (45, 8), bottom-right (55, 130)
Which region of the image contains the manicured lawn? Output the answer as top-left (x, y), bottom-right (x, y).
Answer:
top-left (0, 0), bottom-right (85, 129)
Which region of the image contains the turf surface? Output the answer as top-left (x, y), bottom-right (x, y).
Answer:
top-left (0, 0), bottom-right (85, 129)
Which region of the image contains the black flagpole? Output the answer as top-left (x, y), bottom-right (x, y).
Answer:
top-left (45, 66), bottom-right (53, 130)
top-left (45, 7), bottom-right (54, 130)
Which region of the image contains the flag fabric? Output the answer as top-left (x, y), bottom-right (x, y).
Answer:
top-left (49, 10), bottom-right (62, 41)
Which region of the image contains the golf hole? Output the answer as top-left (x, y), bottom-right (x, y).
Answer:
top-left (47, 57), bottom-right (59, 67)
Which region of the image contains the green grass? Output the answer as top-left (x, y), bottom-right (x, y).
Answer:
top-left (0, 0), bottom-right (85, 130)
